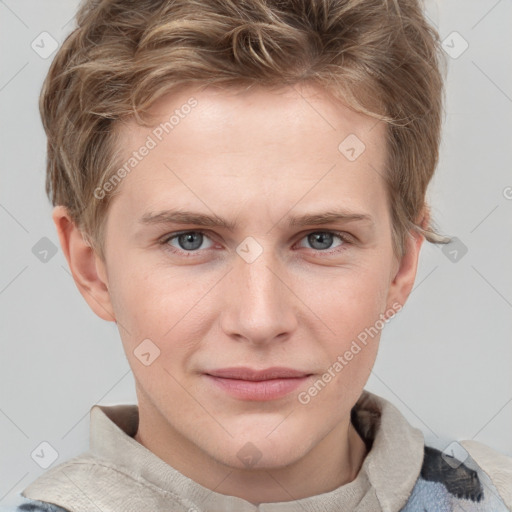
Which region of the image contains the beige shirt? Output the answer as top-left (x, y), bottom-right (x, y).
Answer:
top-left (22, 390), bottom-right (512, 511)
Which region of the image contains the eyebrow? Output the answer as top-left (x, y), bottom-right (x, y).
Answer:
top-left (139, 208), bottom-right (374, 230)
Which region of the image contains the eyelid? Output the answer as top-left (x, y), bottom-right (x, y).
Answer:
top-left (299, 229), bottom-right (356, 245)
top-left (295, 229), bottom-right (355, 255)
top-left (159, 229), bottom-right (217, 249)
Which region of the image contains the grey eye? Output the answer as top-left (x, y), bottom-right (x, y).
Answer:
top-left (178, 232), bottom-right (203, 250)
top-left (166, 232), bottom-right (214, 252)
top-left (306, 232), bottom-right (336, 250)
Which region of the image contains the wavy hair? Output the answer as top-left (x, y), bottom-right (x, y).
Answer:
top-left (40, 0), bottom-right (451, 260)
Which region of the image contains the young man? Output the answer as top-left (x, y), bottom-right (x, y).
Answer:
top-left (12, 0), bottom-right (512, 510)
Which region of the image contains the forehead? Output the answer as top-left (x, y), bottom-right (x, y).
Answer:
top-left (121, 82), bottom-right (385, 153)
top-left (110, 83), bottom-right (389, 225)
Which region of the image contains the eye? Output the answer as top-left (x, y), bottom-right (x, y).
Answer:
top-left (297, 231), bottom-right (352, 253)
top-left (159, 229), bottom-right (353, 257)
top-left (161, 231), bottom-right (215, 254)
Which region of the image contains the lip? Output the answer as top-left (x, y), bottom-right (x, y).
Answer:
top-left (204, 367), bottom-right (313, 401)
top-left (206, 366), bottom-right (311, 381)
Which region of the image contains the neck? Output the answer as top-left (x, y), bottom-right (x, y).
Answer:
top-left (134, 402), bottom-right (368, 504)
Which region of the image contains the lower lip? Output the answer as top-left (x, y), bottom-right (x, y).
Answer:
top-left (205, 375), bottom-right (311, 401)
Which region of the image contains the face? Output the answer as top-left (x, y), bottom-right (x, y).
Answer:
top-left (89, 83), bottom-right (411, 473)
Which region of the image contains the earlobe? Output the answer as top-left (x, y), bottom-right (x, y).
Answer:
top-left (52, 205), bottom-right (116, 322)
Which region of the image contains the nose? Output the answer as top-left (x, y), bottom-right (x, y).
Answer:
top-left (219, 243), bottom-right (298, 345)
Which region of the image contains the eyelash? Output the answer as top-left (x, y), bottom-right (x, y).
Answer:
top-left (158, 230), bottom-right (354, 258)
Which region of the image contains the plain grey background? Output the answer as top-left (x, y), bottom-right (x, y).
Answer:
top-left (1, 0), bottom-right (511, 507)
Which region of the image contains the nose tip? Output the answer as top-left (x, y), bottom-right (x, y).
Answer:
top-left (219, 247), bottom-right (298, 344)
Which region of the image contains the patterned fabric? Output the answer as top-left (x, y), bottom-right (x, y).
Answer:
top-left (0, 496), bottom-right (69, 512)
top-left (11, 445), bottom-right (509, 512)
top-left (400, 445), bottom-right (510, 511)
top-left (17, 502), bottom-right (69, 512)
top-left (15, 391), bottom-right (512, 511)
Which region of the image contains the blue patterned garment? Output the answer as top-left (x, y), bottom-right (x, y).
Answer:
top-left (4, 444), bottom-right (509, 511)
top-left (17, 503), bottom-right (68, 512)
top-left (400, 445), bottom-right (510, 511)
top-left (0, 498), bottom-right (68, 512)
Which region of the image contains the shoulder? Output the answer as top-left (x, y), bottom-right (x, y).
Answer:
top-left (460, 439), bottom-right (512, 507)
top-left (0, 495), bottom-right (70, 512)
top-left (402, 440), bottom-right (512, 511)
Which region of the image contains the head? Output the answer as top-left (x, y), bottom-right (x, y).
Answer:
top-left (44, 0), bottom-right (450, 476)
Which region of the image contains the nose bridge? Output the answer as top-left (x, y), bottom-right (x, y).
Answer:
top-left (221, 237), bottom-right (296, 342)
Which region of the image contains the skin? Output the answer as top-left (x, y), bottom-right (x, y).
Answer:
top-left (53, 82), bottom-right (425, 504)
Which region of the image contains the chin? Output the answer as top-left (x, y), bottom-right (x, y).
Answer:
top-left (216, 443), bottom-right (305, 472)
top-left (205, 421), bottom-right (316, 471)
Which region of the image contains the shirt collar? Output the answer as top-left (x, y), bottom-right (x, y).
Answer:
top-left (89, 389), bottom-right (425, 511)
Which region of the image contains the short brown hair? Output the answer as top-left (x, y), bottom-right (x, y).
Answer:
top-left (41, 0), bottom-right (451, 261)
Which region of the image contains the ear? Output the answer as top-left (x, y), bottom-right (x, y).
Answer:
top-left (52, 205), bottom-right (116, 322)
top-left (385, 213), bottom-right (427, 315)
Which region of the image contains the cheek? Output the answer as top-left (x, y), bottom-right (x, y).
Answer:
top-left (109, 270), bottom-right (168, 339)
top-left (316, 262), bottom-right (391, 334)
top-left (311, 263), bottom-right (390, 383)
top-left (297, 272), bottom-right (386, 414)
top-left (109, 255), bottom-right (181, 320)
top-left (107, 268), bottom-right (201, 396)
top-left (107, 259), bottom-right (217, 358)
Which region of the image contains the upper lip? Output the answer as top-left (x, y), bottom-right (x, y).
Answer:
top-left (205, 367), bottom-right (312, 381)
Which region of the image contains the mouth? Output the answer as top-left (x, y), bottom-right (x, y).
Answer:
top-left (204, 367), bottom-right (313, 401)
